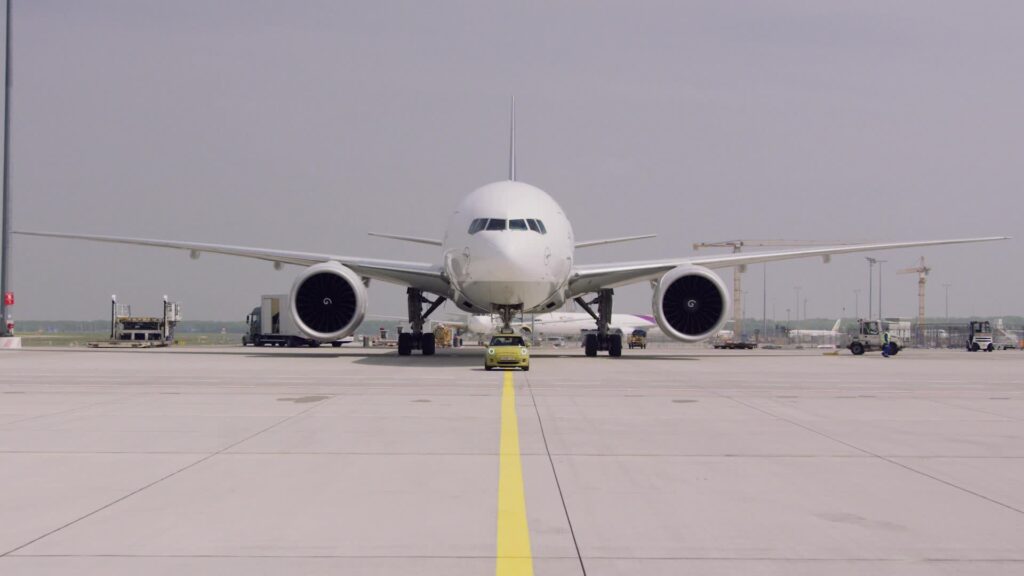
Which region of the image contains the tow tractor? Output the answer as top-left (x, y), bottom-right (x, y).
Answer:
top-left (966, 320), bottom-right (995, 352)
top-left (628, 329), bottom-right (648, 349)
top-left (848, 319), bottom-right (902, 356)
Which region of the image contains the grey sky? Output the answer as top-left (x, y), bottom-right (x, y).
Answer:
top-left (7, 0), bottom-right (1021, 321)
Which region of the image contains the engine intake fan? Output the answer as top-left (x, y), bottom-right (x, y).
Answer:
top-left (653, 265), bottom-right (729, 342)
top-left (290, 261), bottom-right (367, 341)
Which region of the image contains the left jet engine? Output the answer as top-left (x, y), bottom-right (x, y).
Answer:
top-left (289, 262), bottom-right (367, 341)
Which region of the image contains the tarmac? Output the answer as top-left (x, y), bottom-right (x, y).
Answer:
top-left (0, 345), bottom-right (1022, 575)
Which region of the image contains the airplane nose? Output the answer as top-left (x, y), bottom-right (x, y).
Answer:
top-left (473, 234), bottom-right (537, 280)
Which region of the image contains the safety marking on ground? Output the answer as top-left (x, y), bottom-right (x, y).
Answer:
top-left (496, 370), bottom-right (534, 576)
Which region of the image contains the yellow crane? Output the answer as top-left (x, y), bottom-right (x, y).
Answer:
top-left (897, 256), bottom-right (931, 345)
top-left (692, 239), bottom-right (851, 341)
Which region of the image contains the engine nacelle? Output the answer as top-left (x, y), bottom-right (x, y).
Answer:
top-left (289, 261), bottom-right (367, 341)
top-left (652, 265), bottom-right (730, 343)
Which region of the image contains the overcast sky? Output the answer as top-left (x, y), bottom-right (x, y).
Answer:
top-left (5, 0), bottom-right (1021, 322)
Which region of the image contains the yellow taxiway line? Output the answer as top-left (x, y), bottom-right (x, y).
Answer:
top-left (496, 370), bottom-right (534, 576)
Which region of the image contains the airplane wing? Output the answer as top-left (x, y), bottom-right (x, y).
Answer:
top-left (569, 236), bottom-right (1009, 295)
top-left (15, 230), bottom-right (451, 295)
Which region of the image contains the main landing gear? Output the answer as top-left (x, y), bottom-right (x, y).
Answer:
top-left (574, 289), bottom-right (622, 357)
top-left (398, 288), bottom-right (446, 356)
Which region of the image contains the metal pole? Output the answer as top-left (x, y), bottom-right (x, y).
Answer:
top-left (866, 258), bottom-right (874, 319)
top-left (110, 295), bottom-right (116, 339)
top-left (0, 0), bottom-right (13, 336)
top-left (762, 263), bottom-right (767, 341)
top-left (878, 260), bottom-right (886, 320)
top-left (943, 283), bottom-right (950, 322)
top-left (793, 286), bottom-right (801, 324)
top-left (854, 289), bottom-right (860, 318)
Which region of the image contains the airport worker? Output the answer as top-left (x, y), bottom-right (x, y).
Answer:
top-left (881, 330), bottom-right (891, 357)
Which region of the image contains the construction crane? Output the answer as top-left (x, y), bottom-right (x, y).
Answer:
top-left (692, 239), bottom-right (853, 341)
top-left (897, 256), bottom-right (931, 345)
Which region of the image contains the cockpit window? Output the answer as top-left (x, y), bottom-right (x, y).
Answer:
top-left (468, 218), bottom-right (488, 234)
top-left (470, 217), bottom-right (545, 234)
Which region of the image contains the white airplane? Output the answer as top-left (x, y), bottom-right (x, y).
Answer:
top-left (788, 319), bottom-right (843, 339)
top-left (16, 103), bottom-right (1009, 357)
top-left (459, 312), bottom-right (659, 338)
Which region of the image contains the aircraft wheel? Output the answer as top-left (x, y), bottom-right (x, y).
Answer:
top-left (398, 333), bottom-right (413, 356)
top-left (421, 333), bottom-right (436, 356)
top-left (608, 334), bottom-right (622, 357)
top-left (584, 334), bottom-right (598, 357)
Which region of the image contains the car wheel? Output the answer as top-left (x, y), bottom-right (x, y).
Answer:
top-left (850, 342), bottom-right (864, 355)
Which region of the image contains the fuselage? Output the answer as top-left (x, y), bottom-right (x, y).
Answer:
top-left (442, 181), bottom-right (574, 314)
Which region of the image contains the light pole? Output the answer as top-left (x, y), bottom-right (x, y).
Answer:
top-left (793, 286), bottom-right (801, 324)
top-left (803, 297), bottom-right (808, 322)
top-left (853, 289), bottom-right (861, 318)
top-left (943, 283), bottom-right (951, 322)
top-left (877, 260), bottom-right (887, 320)
top-left (866, 257), bottom-right (876, 319)
top-left (0, 0), bottom-right (15, 337)
top-left (762, 263), bottom-right (767, 342)
top-left (110, 294), bottom-right (117, 339)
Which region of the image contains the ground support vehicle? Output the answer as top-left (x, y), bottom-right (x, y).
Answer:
top-left (484, 334), bottom-right (530, 371)
top-left (966, 321), bottom-right (995, 352)
top-left (848, 319), bottom-right (902, 356)
top-left (628, 329), bottom-right (647, 349)
top-left (713, 341), bottom-right (757, 350)
top-left (242, 295), bottom-right (349, 348)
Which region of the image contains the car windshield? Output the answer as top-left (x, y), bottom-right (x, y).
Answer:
top-left (490, 335), bottom-right (525, 346)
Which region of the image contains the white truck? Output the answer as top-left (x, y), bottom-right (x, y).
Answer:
top-left (848, 319), bottom-right (902, 356)
top-left (242, 295), bottom-right (350, 348)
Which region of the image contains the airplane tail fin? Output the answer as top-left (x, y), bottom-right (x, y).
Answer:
top-left (508, 96), bottom-right (516, 181)
top-left (832, 319), bottom-right (842, 332)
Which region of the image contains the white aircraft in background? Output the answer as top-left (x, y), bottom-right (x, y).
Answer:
top-left (16, 103), bottom-right (1009, 357)
top-left (458, 312), bottom-right (659, 338)
top-left (788, 319), bottom-right (844, 339)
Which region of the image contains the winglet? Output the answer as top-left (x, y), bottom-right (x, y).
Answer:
top-left (508, 96), bottom-right (516, 182)
top-left (832, 319), bottom-right (842, 332)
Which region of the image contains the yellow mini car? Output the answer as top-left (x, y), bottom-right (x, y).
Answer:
top-left (484, 334), bottom-right (530, 371)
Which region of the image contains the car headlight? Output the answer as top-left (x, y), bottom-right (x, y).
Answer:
top-left (488, 348), bottom-right (495, 355)
top-left (520, 348), bottom-right (529, 355)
